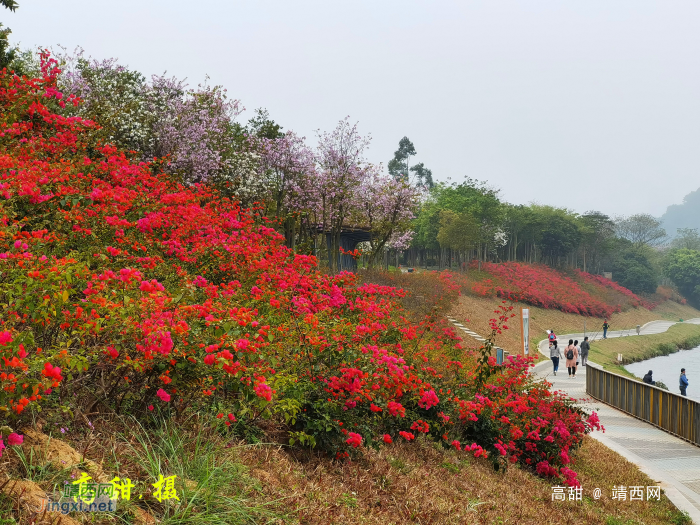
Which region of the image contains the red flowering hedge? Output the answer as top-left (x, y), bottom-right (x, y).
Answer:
top-left (472, 262), bottom-right (652, 318)
top-left (0, 55), bottom-right (601, 486)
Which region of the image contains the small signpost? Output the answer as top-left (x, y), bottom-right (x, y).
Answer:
top-left (521, 308), bottom-right (530, 356)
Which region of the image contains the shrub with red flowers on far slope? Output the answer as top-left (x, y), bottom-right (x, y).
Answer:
top-left (573, 269), bottom-right (657, 310)
top-left (0, 53), bottom-right (599, 487)
top-left (472, 261), bottom-right (652, 318)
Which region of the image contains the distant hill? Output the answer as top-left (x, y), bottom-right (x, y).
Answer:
top-left (660, 187), bottom-right (700, 239)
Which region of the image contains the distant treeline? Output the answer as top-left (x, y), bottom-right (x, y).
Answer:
top-left (405, 179), bottom-right (677, 297)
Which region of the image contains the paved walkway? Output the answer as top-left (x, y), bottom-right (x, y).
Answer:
top-left (534, 319), bottom-right (700, 522)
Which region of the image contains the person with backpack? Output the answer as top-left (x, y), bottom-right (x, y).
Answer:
top-left (548, 329), bottom-right (557, 346)
top-left (549, 340), bottom-right (562, 375)
top-left (579, 336), bottom-right (590, 367)
top-left (565, 339), bottom-right (578, 378)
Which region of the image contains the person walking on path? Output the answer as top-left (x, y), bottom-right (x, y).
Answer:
top-left (548, 329), bottom-right (557, 347)
top-left (602, 320), bottom-right (610, 339)
top-left (680, 368), bottom-right (689, 397)
top-left (574, 339), bottom-right (581, 374)
top-left (643, 370), bottom-right (656, 386)
top-left (565, 339), bottom-right (579, 378)
top-left (580, 336), bottom-right (590, 368)
top-left (549, 340), bottom-right (562, 375)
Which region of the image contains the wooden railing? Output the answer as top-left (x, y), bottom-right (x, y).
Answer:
top-left (586, 363), bottom-right (700, 446)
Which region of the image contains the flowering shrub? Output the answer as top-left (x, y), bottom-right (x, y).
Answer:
top-left (472, 262), bottom-right (651, 318)
top-left (574, 269), bottom-right (655, 310)
top-left (0, 55), bottom-right (599, 487)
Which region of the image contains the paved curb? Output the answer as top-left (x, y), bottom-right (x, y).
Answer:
top-left (588, 424), bottom-right (700, 523)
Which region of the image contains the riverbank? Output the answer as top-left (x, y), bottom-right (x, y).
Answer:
top-left (589, 322), bottom-right (700, 378)
top-left (450, 294), bottom-right (700, 359)
top-left (626, 347), bottom-right (700, 401)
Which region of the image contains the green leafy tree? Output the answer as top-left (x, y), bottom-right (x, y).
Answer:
top-left (578, 211), bottom-right (615, 273)
top-left (664, 248), bottom-right (700, 305)
top-left (671, 228), bottom-right (700, 251)
top-left (388, 137), bottom-right (433, 188)
top-left (609, 241), bottom-right (659, 294)
top-left (437, 209), bottom-right (479, 253)
top-left (0, 0), bottom-right (19, 72)
top-left (388, 136), bottom-right (416, 180)
top-left (409, 162), bottom-right (434, 189)
top-left (246, 108), bottom-right (284, 140)
top-left (0, 0), bottom-right (18, 11)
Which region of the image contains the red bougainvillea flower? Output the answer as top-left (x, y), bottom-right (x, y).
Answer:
top-left (148, 405), bottom-right (154, 411)
top-left (156, 388), bottom-right (171, 402)
top-left (7, 433), bottom-right (23, 446)
top-left (254, 382), bottom-right (273, 402)
top-left (410, 420), bottom-right (429, 433)
top-left (387, 401), bottom-right (405, 417)
top-left (399, 431), bottom-right (415, 441)
top-left (382, 434), bottom-right (392, 444)
top-left (228, 413), bottom-right (236, 421)
top-left (451, 440), bottom-right (461, 450)
top-left (346, 432), bottom-right (362, 448)
top-left (418, 389), bottom-right (439, 409)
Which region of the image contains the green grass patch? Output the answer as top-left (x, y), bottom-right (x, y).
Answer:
top-left (114, 416), bottom-right (283, 525)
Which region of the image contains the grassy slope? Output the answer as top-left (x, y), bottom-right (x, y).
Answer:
top-left (0, 419), bottom-right (689, 525)
top-left (238, 434), bottom-right (687, 525)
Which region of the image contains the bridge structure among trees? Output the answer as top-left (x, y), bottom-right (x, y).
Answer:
top-left (320, 226), bottom-right (371, 272)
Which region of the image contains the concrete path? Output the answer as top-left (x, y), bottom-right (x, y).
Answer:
top-left (534, 319), bottom-right (700, 522)
top-left (447, 316), bottom-right (488, 344)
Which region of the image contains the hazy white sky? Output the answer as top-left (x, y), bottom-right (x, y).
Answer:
top-left (6, 1), bottom-right (700, 216)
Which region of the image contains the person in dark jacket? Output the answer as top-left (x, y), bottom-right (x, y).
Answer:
top-left (579, 336), bottom-right (590, 367)
top-left (642, 370), bottom-right (655, 386)
top-left (680, 368), bottom-right (689, 396)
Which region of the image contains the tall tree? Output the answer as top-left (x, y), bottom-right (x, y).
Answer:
top-left (579, 211), bottom-right (615, 273)
top-left (387, 136), bottom-right (416, 180)
top-left (387, 136), bottom-right (434, 189)
top-left (615, 214), bottom-right (667, 248)
top-left (409, 162), bottom-right (434, 189)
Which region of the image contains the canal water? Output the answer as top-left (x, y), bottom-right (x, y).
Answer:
top-left (625, 346), bottom-right (700, 401)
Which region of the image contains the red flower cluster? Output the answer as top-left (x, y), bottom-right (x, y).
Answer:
top-left (472, 262), bottom-right (651, 318)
